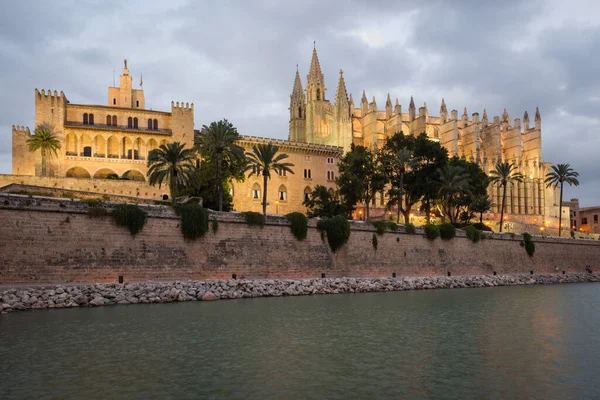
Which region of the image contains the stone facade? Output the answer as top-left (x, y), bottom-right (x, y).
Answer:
top-left (289, 46), bottom-right (562, 223)
top-left (1, 194), bottom-right (598, 285)
top-left (564, 198), bottom-right (600, 234)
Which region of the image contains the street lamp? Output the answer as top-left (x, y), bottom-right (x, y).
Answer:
top-left (275, 200), bottom-right (279, 214)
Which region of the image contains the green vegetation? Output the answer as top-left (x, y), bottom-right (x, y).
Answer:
top-left (211, 218), bottom-right (219, 234)
top-left (245, 143), bottom-right (294, 216)
top-left (489, 162), bottom-right (524, 232)
top-left (371, 221), bottom-right (398, 235)
top-left (112, 204), bottom-right (147, 235)
top-left (372, 233), bottom-right (378, 250)
top-left (464, 225), bottom-right (481, 243)
top-left (81, 198), bottom-right (102, 207)
top-left (545, 163), bottom-right (580, 237)
top-left (303, 185), bottom-right (347, 218)
top-left (472, 222), bottom-right (493, 232)
top-left (317, 215), bottom-right (350, 252)
top-left (439, 223), bottom-right (456, 240)
top-left (286, 212), bottom-right (308, 241)
top-left (424, 224), bottom-right (440, 240)
top-left (195, 119), bottom-right (245, 212)
top-left (522, 232), bottom-right (535, 257)
top-left (243, 211), bottom-right (265, 227)
top-left (147, 142), bottom-right (198, 206)
top-left (26, 124), bottom-right (61, 177)
top-left (175, 204), bottom-right (209, 240)
top-left (405, 223), bottom-right (416, 234)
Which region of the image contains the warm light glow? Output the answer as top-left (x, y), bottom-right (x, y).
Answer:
top-left (540, 227), bottom-right (544, 231)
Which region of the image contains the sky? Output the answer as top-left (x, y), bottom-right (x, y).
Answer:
top-left (1, 0), bottom-right (599, 206)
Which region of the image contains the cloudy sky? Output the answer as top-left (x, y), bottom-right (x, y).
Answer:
top-left (1, 0), bottom-right (599, 205)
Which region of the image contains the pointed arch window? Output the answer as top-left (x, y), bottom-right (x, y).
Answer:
top-left (252, 183), bottom-right (261, 199)
top-left (298, 107), bottom-right (302, 118)
top-left (112, 115), bottom-right (117, 126)
top-left (106, 115), bottom-right (112, 125)
top-left (153, 119), bottom-right (158, 130)
top-left (278, 185), bottom-right (287, 201)
top-left (113, 98), bottom-right (116, 105)
top-left (128, 117), bottom-right (133, 128)
top-left (83, 113), bottom-right (88, 124)
top-left (133, 117), bottom-right (138, 129)
top-left (89, 114), bottom-right (94, 125)
top-left (148, 118), bottom-right (153, 130)
top-left (304, 187), bottom-right (312, 202)
top-left (316, 88), bottom-right (321, 101)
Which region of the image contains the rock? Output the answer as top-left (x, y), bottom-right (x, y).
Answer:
top-left (13, 302), bottom-right (27, 310)
top-left (89, 297), bottom-right (105, 306)
top-left (201, 292), bottom-right (218, 301)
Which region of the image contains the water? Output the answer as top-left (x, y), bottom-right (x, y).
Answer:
top-left (2, 284), bottom-right (600, 399)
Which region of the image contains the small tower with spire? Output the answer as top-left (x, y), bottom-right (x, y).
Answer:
top-left (289, 66), bottom-right (306, 142)
top-left (333, 69), bottom-right (353, 152)
top-left (306, 44), bottom-right (325, 102)
top-left (534, 107), bottom-right (541, 130)
top-left (409, 96), bottom-right (416, 121)
top-left (108, 59), bottom-right (145, 109)
top-left (523, 110), bottom-right (530, 131)
top-left (440, 98), bottom-right (448, 122)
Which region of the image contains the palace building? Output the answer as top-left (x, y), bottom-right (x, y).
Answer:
top-left (7, 54), bottom-right (565, 231)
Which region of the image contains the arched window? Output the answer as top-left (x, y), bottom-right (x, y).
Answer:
top-left (153, 119), bottom-right (158, 130)
top-left (89, 114), bottom-right (94, 125)
top-left (278, 185), bottom-right (287, 201)
top-left (113, 98), bottom-right (116, 105)
top-left (252, 183), bottom-right (261, 199)
top-left (106, 115), bottom-right (111, 125)
top-left (304, 187), bottom-right (312, 202)
top-left (136, 100), bottom-right (139, 107)
top-left (133, 117), bottom-right (138, 129)
top-left (316, 88), bottom-right (320, 101)
top-left (83, 113), bottom-right (88, 124)
top-left (112, 115), bottom-right (117, 126)
top-left (298, 107), bottom-right (302, 118)
top-left (128, 117), bottom-right (133, 128)
top-left (148, 118), bottom-right (153, 130)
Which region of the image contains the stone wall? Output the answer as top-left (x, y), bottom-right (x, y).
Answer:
top-left (0, 194), bottom-right (599, 285)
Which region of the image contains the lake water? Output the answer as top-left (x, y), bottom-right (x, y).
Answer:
top-left (1, 283), bottom-right (600, 399)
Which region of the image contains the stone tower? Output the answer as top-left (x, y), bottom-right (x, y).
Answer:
top-left (289, 67), bottom-right (306, 142)
top-left (305, 45), bottom-right (328, 144)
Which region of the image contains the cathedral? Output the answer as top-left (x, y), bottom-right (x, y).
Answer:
top-left (288, 46), bottom-right (562, 223)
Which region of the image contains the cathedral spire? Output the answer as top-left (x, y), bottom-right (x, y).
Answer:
top-left (394, 98), bottom-right (401, 115)
top-left (534, 106), bottom-right (541, 130)
top-left (409, 95), bottom-right (416, 120)
top-left (482, 109), bottom-right (488, 121)
top-left (292, 69), bottom-right (304, 99)
top-left (349, 93), bottom-right (354, 108)
top-left (440, 98), bottom-right (447, 115)
top-left (306, 45), bottom-right (325, 101)
top-left (502, 108), bottom-right (510, 123)
top-left (334, 69), bottom-right (349, 106)
top-left (385, 93), bottom-right (393, 117)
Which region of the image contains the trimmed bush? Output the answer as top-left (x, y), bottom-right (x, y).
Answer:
top-left (464, 225), bottom-right (481, 243)
top-left (396, 237), bottom-right (400, 242)
top-left (112, 204), bottom-right (147, 236)
top-left (523, 232), bottom-right (535, 257)
top-left (286, 212), bottom-right (308, 241)
top-left (88, 207), bottom-right (110, 219)
top-left (243, 211), bottom-right (265, 228)
top-left (472, 222), bottom-right (493, 232)
top-left (372, 233), bottom-right (378, 250)
top-left (386, 222), bottom-right (398, 232)
top-left (317, 215), bottom-right (350, 252)
top-left (439, 223), bottom-right (456, 240)
top-left (405, 223), bottom-right (416, 234)
top-left (371, 221), bottom-right (387, 235)
top-left (211, 218), bottom-right (219, 234)
top-left (176, 204), bottom-right (209, 240)
top-left (424, 224), bottom-right (440, 240)
top-left (523, 232), bottom-right (532, 242)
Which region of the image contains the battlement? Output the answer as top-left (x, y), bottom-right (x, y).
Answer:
top-left (12, 125), bottom-right (31, 136)
top-left (35, 88), bottom-right (66, 101)
top-left (171, 101), bottom-right (194, 111)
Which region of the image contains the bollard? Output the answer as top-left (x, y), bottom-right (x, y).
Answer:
top-left (493, 271), bottom-right (497, 276)
top-left (232, 273), bottom-right (237, 280)
top-left (321, 273), bottom-right (326, 279)
top-left (447, 271), bottom-right (451, 277)
top-left (118, 275), bottom-right (124, 284)
top-left (392, 272), bottom-right (396, 278)
top-left (530, 271), bottom-right (534, 275)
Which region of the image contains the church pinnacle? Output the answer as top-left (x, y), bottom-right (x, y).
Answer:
top-left (307, 45), bottom-right (325, 101)
top-left (291, 69), bottom-right (304, 99)
top-left (334, 69), bottom-right (349, 106)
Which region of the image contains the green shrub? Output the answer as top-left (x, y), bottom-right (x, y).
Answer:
top-left (570, 231), bottom-right (575, 239)
top-left (60, 192), bottom-right (75, 199)
top-left (372, 233), bottom-right (378, 250)
top-left (243, 211), bottom-right (265, 228)
top-left (472, 222), bottom-right (493, 232)
top-left (81, 198), bottom-right (102, 208)
top-left (405, 223), bottom-right (416, 234)
top-left (371, 221), bottom-right (387, 235)
top-left (386, 221), bottom-right (398, 232)
top-left (523, 232), bottom-right (532, 242)
top-left (424, 224), bottom-right (440, 240)
top-left (523, 232), bottom-right (535, 257)
top-left (396, 237), bottom-right (400, 242)
top-left (317, 215), bottom-right (350, 252)
top-left (286, 212), bottom-right (308, 241)
top-left (211, 218), bottom-right (219, 234)
top-left (175, 204), bottom-right (209, 240)
top-left (88, 207), bottom-right (110, 218)
top-left (464, 225), bottom-right (481, 243)
top-left (439, 223), bottom-right (456, 240)
top-left (112, 204), bottom-right (147, 236)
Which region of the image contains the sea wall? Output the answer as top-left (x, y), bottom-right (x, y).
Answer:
top-left (0, 193), bottom-right (599, 285)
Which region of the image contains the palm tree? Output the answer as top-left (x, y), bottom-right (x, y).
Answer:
top-left (545, 163), bottom-right (579, 237)
top-left (436, 164), bottom-right (471, 224)
top-left (470, 194), bottom-right (492, 224)
top-left (245, 143), bottom-right (294, 216)
top-left (195, 119), bottom-right (245, 211)
top-left (147, 142), bottom-right (197, 206)
top-left (26, 124), bottom-right (61, 177)
top-left (390, 148), bottom-right (414, 223)
top-left (489, 162), bottom-right (523, 232)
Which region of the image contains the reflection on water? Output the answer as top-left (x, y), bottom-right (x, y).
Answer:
top-left (1, 284), bottom-right (600, 399)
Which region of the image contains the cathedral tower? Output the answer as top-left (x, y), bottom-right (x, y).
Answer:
top-left (305, 45), bottom-right (329, 143)
top-left (289, 67), bottom-right (306, 142)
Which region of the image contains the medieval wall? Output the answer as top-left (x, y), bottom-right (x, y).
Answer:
top-left (1, 194), bottom-right (598, 285)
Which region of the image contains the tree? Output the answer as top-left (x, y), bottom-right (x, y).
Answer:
top-left (147, 142), bottom-right (198, 206)
top-left (179, 159), bottom-right (242, 211)
top-left (245, 143), bottom-right (294, 216)
top-left (303, 185), bottom-right (347, 218)
top-left (435, 164), bottom-right (471, 224)
top-left (26, 124), bottom-right (61, 177)
top-left (545, 163), bottom-right (580, 237)
top-left (381, 132), bottom-right (417, 223)
top-left (470, 193), bottom-right (492, 224)
top-left (448, 157), bottom-right (490, 224)
top-left (336, 144), bottom-right (387, 221)
top-left (489, 162), bottom-right (523, 232)
top-left (195, 119), bottom-right (245, 211)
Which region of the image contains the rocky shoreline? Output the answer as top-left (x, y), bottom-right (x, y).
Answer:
top-left (1, 273), bottom-right (599, 313)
